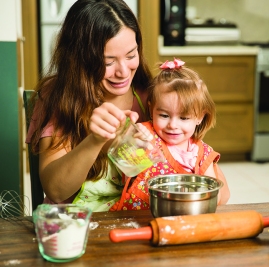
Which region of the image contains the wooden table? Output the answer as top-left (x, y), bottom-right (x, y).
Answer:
top-left (1, 203), bottom-right (269, 267)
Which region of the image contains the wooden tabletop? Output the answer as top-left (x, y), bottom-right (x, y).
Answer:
top-left (1, 203), bottom-right (269, 267)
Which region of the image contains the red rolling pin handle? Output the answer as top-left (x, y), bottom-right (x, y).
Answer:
top-left (263, 216), bottom-right (269, 227)
top-left (109, 226), bottom-right (152, 243)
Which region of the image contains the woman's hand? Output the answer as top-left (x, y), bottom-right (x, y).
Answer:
top-left (90, 102), bottom-right (139, 143)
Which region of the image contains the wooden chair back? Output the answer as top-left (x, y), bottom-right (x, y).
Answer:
top-left (23, 90), bottom-right (44, 212)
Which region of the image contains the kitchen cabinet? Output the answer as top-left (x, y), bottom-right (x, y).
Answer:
top-left (162, 56), bottom-right (255, 103)
top-left (202, 103), bottom-right (253, 154)
top-left (138, 0), bottom-right (160, 72)
top-left (139, 0), bottom-right (258, 160)
top-left (22, 0), bottom-right (39, 90)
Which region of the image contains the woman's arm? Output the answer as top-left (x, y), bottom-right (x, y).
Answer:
top-left (39, 102), bottom-right (139, 203)
top-left (39, 134), bottom-right (103, 203)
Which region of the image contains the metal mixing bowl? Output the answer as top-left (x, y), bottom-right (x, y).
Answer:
top-left (147, 174), bottom-right (223, 217)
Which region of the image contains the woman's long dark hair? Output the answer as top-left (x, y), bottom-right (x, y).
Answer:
top-left (31, 0), bottom-right (152, 180)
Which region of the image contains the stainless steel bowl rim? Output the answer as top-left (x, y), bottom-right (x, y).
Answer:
top-left (147, 174), bottom-right (223, 195)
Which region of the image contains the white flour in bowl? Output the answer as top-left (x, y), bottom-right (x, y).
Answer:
top-left (41, 222), bottom-right (88, 259)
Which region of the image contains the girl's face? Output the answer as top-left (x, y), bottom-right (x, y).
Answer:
top-left (151, 85), bottom-right (203, 150)
top-left (102, 27), bottom-right (139, 97)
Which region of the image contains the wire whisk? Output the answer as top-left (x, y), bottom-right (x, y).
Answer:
top-left (0, 190), bottom-right (31, 220)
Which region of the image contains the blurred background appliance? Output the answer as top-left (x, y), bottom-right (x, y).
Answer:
top-left (39, 0), bottom-right (137, 72)
top-left (185, 21), bottom-right (240, 45)
top-left (160, 0), bottom-right (187, 46)
top-left (159, 0), bottom-right (241, 46)
top-left (250, 43), bottom-right (269, 161)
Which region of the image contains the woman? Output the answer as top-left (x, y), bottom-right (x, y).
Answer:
top-left (26, 0), bottom-right (152, 211)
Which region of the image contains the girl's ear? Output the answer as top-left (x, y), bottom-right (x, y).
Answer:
top-left (197, 113), bottom-right (205, 125)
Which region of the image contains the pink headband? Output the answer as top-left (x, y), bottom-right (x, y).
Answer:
top-left (160, 58), bottom-right (185, 70)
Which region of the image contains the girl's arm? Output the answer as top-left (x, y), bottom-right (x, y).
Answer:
top-left (204, 162), bottom-right (230, 205)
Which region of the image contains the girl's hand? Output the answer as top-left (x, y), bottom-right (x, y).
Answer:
top-left (89, 102), bottom-right (139, 144)
top-left (132, 122), bottom-right (154, 149)
top-left (133, 123), bottom-right (153, 141)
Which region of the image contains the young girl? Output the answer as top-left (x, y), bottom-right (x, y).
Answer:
top-left (111, 58), bottom-right (230, 211)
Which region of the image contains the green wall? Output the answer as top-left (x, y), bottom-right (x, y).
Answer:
top-left (0, 41), bottom-right (20, 196)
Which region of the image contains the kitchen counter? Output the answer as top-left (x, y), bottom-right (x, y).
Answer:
top-left (158, 36), bottom-right (260, 56)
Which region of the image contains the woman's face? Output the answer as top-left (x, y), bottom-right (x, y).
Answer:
top-left (102, 27), bottom-right (139, 97)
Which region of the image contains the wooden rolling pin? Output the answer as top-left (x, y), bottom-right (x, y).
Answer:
top-left (109, 210), bottom-right (269, 246)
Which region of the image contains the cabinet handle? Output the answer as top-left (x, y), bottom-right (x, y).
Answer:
top-left (206, 56), bottom-right (213, 64)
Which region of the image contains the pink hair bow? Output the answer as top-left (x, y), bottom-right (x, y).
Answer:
top-left (160, 58), bottom-right (185, 69)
